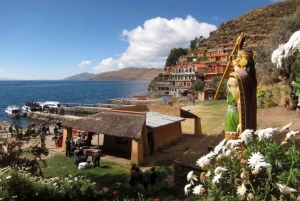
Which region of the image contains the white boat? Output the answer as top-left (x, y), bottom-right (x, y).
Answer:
top-left (41, 101), bottom-right (60, 108)
top-left (5, 105), bottom-right (25, 117)
top-left (21, 105), bottom-right (32, 112)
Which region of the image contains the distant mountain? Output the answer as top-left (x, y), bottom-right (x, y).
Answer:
top-left (0, 78), bottom-right (18, 80)
top-left (62, 72), bottom-right (95, 81)
top-left (91, 67), bottom-right (163, 81)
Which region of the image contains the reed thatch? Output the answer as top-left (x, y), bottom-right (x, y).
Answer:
top-left (62, 111), bottom-right (146, 139)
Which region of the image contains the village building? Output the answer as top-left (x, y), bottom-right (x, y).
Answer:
top-left (162, 63), bottom-right (207, 97)
top-left (160, 41), bottom-right (257, 100)
top-left (62, 104), bottom-right (201, 165)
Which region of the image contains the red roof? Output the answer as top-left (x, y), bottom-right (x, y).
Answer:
top-left (194, 63), bottom-right (207, 68)
top-left (217, 42), bottom-right (235, 47)
top-left (210, 53), bottom-right (229, 57)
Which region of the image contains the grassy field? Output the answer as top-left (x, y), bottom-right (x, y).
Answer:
top-left (43, 154), bottom-right (183, 200)
top-left (181, 100), bottom-right (227, 135)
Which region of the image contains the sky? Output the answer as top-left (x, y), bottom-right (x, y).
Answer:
top-left (0, 0), bottom-right (284, 80)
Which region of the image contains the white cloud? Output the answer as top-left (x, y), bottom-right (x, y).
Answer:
top-left (269, 0), bottom-right (284, 3)
top-left (0, 69), bottom-right (5, 73)
top-left (78, 60), bottom-right (91, 68)
top-left (93, 15), bottom-right (217, 73)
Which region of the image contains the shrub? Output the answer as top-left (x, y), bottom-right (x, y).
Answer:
top-left (0, 140), bottom-right (49, 176)
top-left (266, 99), bottom-right (278, 108)
top-left (0, 168), bottom-right (95, 201)
top-left (184, 124), bottom-right (300, 200)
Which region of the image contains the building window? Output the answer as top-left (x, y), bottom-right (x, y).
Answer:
top-left (115, 137), bottom-right (128, 145)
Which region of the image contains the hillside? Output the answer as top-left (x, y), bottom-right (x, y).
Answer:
top-left (91, 67), bottom-right (162, 81)
top-left (199, 0), bottom-right (300, 49)
top-left (63, 72), bottom-right (95, 81)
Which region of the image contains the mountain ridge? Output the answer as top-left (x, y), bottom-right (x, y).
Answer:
top-left (199, 0), bottom-right (299, 49)
top-left (63, 67), bottom-right (162, 81)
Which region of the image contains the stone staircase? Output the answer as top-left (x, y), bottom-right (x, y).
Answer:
top-left (173, 124), bottom-right (225, 186)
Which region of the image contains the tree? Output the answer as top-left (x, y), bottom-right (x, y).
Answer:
top-left (189, 37), bottom-right (198, 51)
top-left (165, 48), bottom-right (188, 66)
top-left (189, 36), bottom-right (205, 51)
top-left (211, 76), bottom-right (227, 93)
top-left (191, 80), bottom-right (204, 91)
top-left (0, 140), bottom-right (49, 176)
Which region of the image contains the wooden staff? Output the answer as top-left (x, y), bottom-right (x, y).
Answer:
top-left (213, 32), bottom-right (244, 101)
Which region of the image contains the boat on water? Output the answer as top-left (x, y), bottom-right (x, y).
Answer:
top-left (5, 105), bottom-right (26, 117)
top-left (21, 105), bottom-right (32, 112)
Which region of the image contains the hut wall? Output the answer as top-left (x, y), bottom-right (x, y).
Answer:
top-left (146, 105), bottom-right (181, 116)
top-left (103, 135), bottom-right (132, 153)
top-left (152, 123), bottom-right (182, 150)
top-left (62, 128), bottom-right (72, 151)
top-left (198, 91), bottom-right (205, 101)
top-left (113, 105), bottom-right (148, 112)
top-left (131, 138), bottom-right (144, 165)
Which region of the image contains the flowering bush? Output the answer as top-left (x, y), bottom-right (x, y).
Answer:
top-left (185, 123), bottom-right (300, 200)
top-left (0, 140), bottom-right (49, 176)
top-left (0, 167), bottom-right (95, 201)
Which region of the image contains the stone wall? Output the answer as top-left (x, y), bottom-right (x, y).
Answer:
top-left (108, 98), bottom-right (162, 105)
top-left (27, 112), bottom-right (80, 124)
top-left (173, 161), bottom-right (203, 187)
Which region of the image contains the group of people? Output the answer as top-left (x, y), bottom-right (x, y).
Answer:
top-left (129, 164), bottom-right (157, 190)
top-left (65, 135), bottom-right (100, 169)
top-left (8, 124), bottom-right (25, 139)
top-left (43, 107), bottom-right (65, 115)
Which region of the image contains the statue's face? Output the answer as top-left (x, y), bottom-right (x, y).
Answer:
top-left (233, 65), bottom-right (240, 72)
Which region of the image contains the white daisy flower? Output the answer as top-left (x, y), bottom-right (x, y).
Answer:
top-left (206, 151), bottom-right (217, 159)
top-left (212, 173), bottom-right (222, 184)
top-left (280, 122), bottom-right (292, 132)
top-left (254, 162), bottom-right (271, 172)
top-left (193, 184), bottom-right (205, 195)
top-left (205, 170), bottom-right (211, 177)
top-left (6, 176), bottom-right (11, 179)
top-left (196, 155), bottom-right (211, 169)
top-left (214, 167), bottom-right (228, 175)
top-left (237, 184), bottom-right (247, 196)
top-left (184, 183), bottom-right (191, 195)
top-left (277, 183), bottom-right (297, 194)
top-left (102, 187), bottom-right (109, 193)
top-left (286, 130), bottom-right (299, 140)
top-left (255, 128), bottom-right (276, 141)
top-left (226, 139), bottom-right (243, 150)
top-left (187, 171), bottom-right (198, 185)
top-left (214, 139), bottom-right (226, 154)
top-left (248, 152), bottom-right (265, 170)
top-left (239, 129), bottom-right (253, 144)
top-left (225, 149), bottom-right (232, 157)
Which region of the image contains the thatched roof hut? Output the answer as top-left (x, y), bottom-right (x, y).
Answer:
top-left (62, 111), bottom-right (146, 139)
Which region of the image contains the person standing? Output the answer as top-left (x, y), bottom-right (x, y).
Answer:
top-left (40, 131), bottom-right (46, 147)
top-left (92, 150), bottom-right (101, 167)
top-left (150, 167), bottom-right (157, 190)
top-left (135, 167), bottom-right (148, 189)
top-left (8, 125), bottom-right (13, 137)
top-left (129, 164), bottom-right (137, 187)
top-left (53, 126), bottom-right (58, 137)
top-left (75, 135), bottom-right (84, 148)
top-left (65, 138), bottom-right (71, 157)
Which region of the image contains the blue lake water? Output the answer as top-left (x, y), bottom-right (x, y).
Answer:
top-left (0, 80), bottom-right (150, 128)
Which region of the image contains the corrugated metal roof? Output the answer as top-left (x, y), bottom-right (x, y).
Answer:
top-left (146, 112), bottom-right (185, 128)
